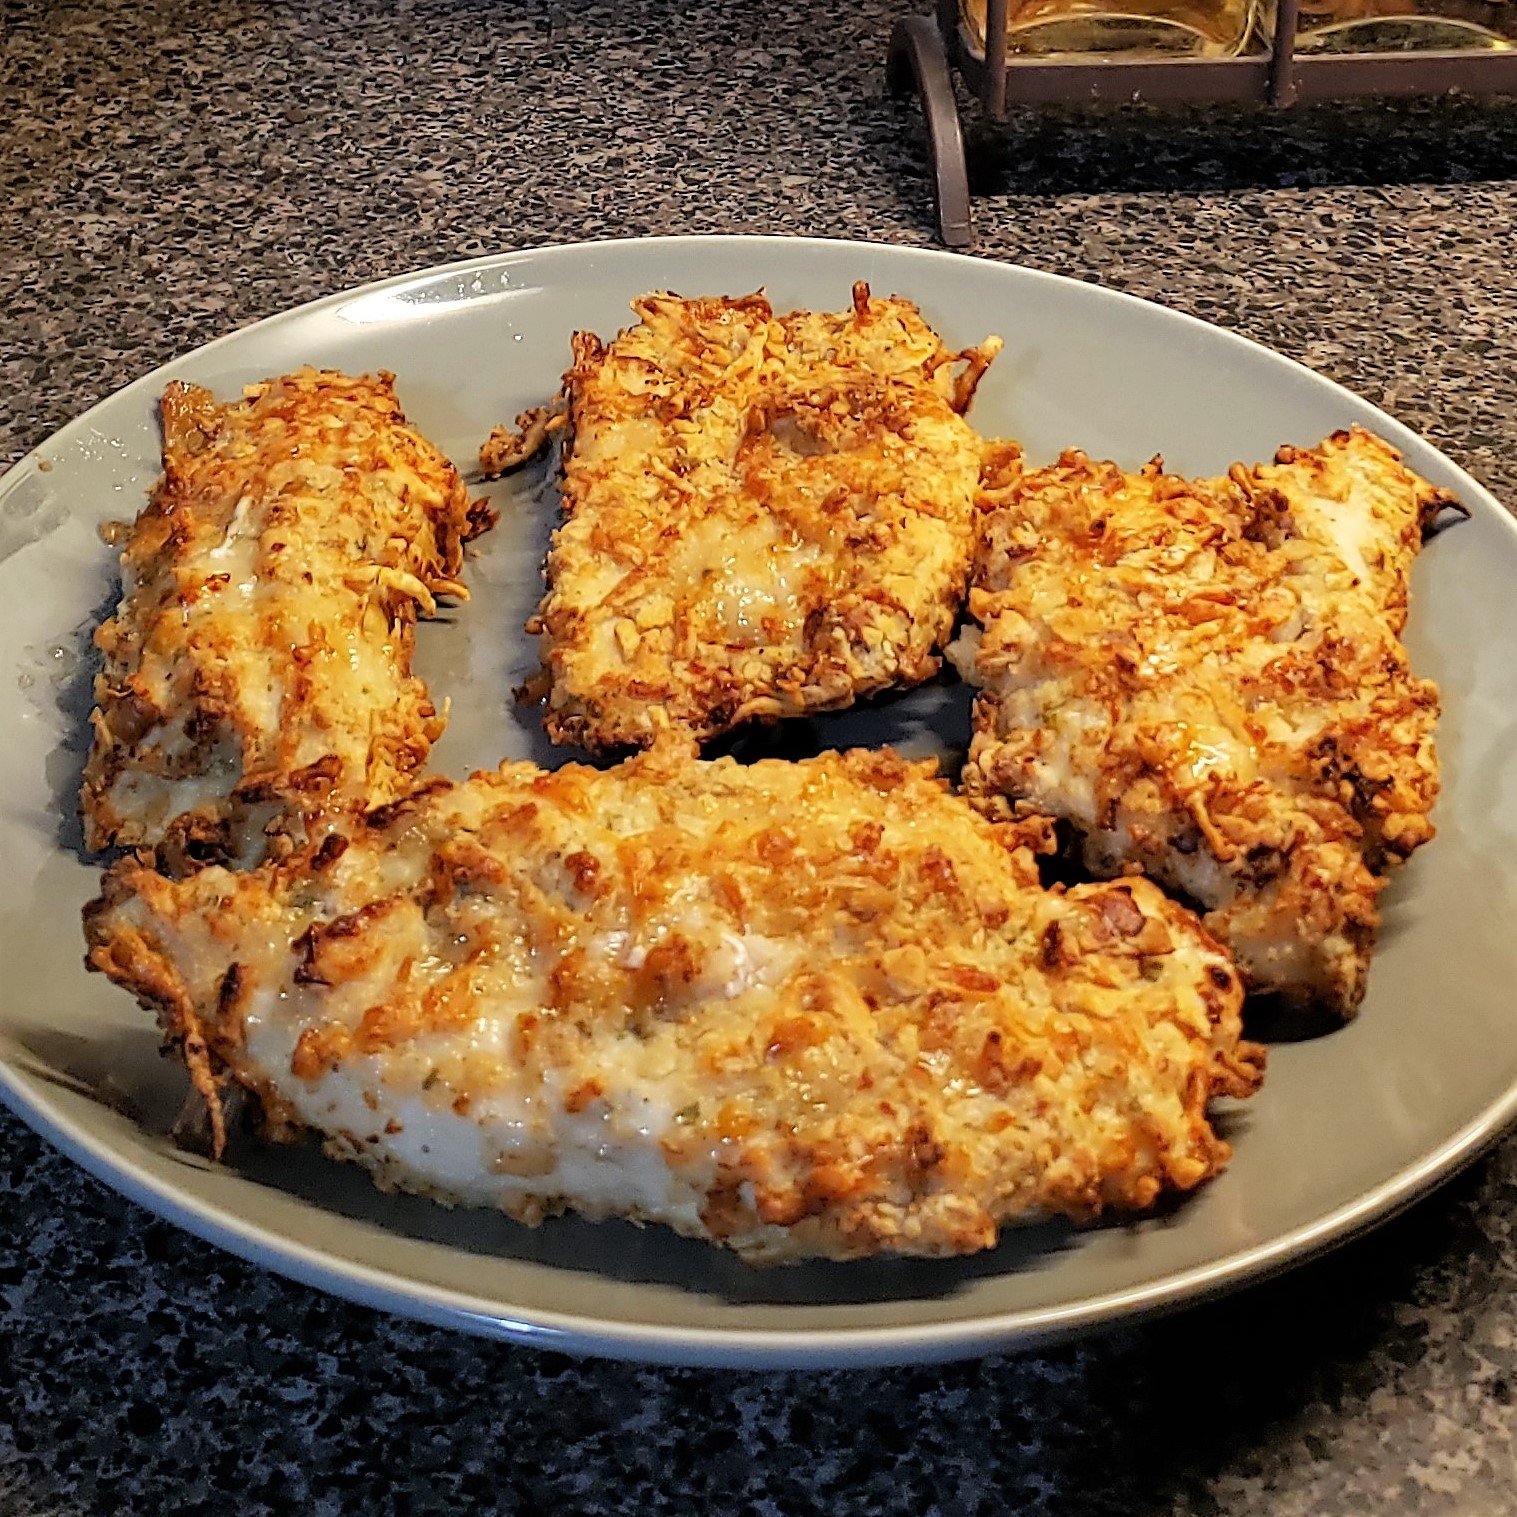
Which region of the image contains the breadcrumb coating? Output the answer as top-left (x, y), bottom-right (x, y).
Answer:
top-left (957, 427), bottom-right (1459, 1016)
top-left (489, 284), bottom-right (1002, 752)
top-left (82, 368), bottom-right (490, 870)
top-left (85, 744), bottom-right (1262, 1260)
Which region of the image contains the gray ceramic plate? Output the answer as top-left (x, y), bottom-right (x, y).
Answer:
top-left (2, 236), bottom-right (1514, 1369)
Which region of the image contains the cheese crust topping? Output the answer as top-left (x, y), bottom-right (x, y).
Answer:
top-left (957, 427), bottom-right (1457, 1015)
top-left (492, 284), bottom-right (1002, 752)
top-left (83, 368), bottom-right (489, 868)
top-left (86, 745), bottom-right (1262, 1261)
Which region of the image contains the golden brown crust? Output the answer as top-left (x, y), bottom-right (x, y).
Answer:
top-left (512, 285), bottom-right (1002, 753)
top-left (479, 404), bottom-right (567, 478)
top-left (81, 368), bottom-right (489, 868)
top-left (85, 744), bottom-right (1262, 1262)
top-left (957, 427), bottom-right (1453, 1016)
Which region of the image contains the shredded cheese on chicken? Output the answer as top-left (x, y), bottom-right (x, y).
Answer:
top-left (85, 744), bottom-right (1263, 1262)
top-left (82, 368), bottom-right (491, 869)
top-left (957, 427), bottom-right (1459, 1015)
top-left (485, 284), bottom-right (1001, 752)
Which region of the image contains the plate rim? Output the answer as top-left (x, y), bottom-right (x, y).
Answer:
top-left (4, 1048), bottom-right (1509, 1369)
top-left (4, 232), bottom-right (1515, 1370)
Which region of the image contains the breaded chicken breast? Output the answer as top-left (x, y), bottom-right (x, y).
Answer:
top-left (486, 284), bottom-right (1001, 753)
top-left (83, 369), bottom-right (490, 870)
top-left (957, 428), bottom-right (1460, 1016)
top-left (85, 744), bottom-right (1262, 1262)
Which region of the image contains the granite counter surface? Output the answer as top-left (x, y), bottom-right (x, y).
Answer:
top-left (5, 1), bottom-right (1517, 1511)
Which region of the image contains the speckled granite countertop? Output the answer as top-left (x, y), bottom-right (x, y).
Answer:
top-left (5, 1), bottom-right (1517, 1512)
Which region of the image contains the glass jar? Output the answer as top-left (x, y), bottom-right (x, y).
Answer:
top-left (1292, 0), bottom-right (1515, 50)
top-left (961, 0), bottom-right (1260, 56)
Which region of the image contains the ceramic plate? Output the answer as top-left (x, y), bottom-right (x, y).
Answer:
top-left (3, 236), bottom-right (1514, 1369)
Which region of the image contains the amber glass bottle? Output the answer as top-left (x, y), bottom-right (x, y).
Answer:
top-left (1293, 0), bottom-right (1514, 51)
top-left (961, 0), bottom-right (1258, 55)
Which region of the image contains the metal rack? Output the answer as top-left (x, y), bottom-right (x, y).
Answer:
top-left (888, 0), bottom-right (1517, 244)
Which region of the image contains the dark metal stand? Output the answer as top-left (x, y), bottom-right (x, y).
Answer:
top-left (889, 0), bottom-right (1517, 246)
top-left (888, 17), bottom-right (974, 247)
top-left (885, 17), bottom-right (976, 248)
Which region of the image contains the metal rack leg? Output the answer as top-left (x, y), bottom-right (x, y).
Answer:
top-left (887, 16), bottom-right (973, 249)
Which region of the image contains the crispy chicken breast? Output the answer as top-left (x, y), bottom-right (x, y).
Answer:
top-left (85, 744), bottom-right (1262, 1262)
top-left (486, 284), bottom-right (1001, 753)
top-left (956, 428), bottom-right (1460, 1016)
top-left (82, 368), bottom-right (491, 869)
